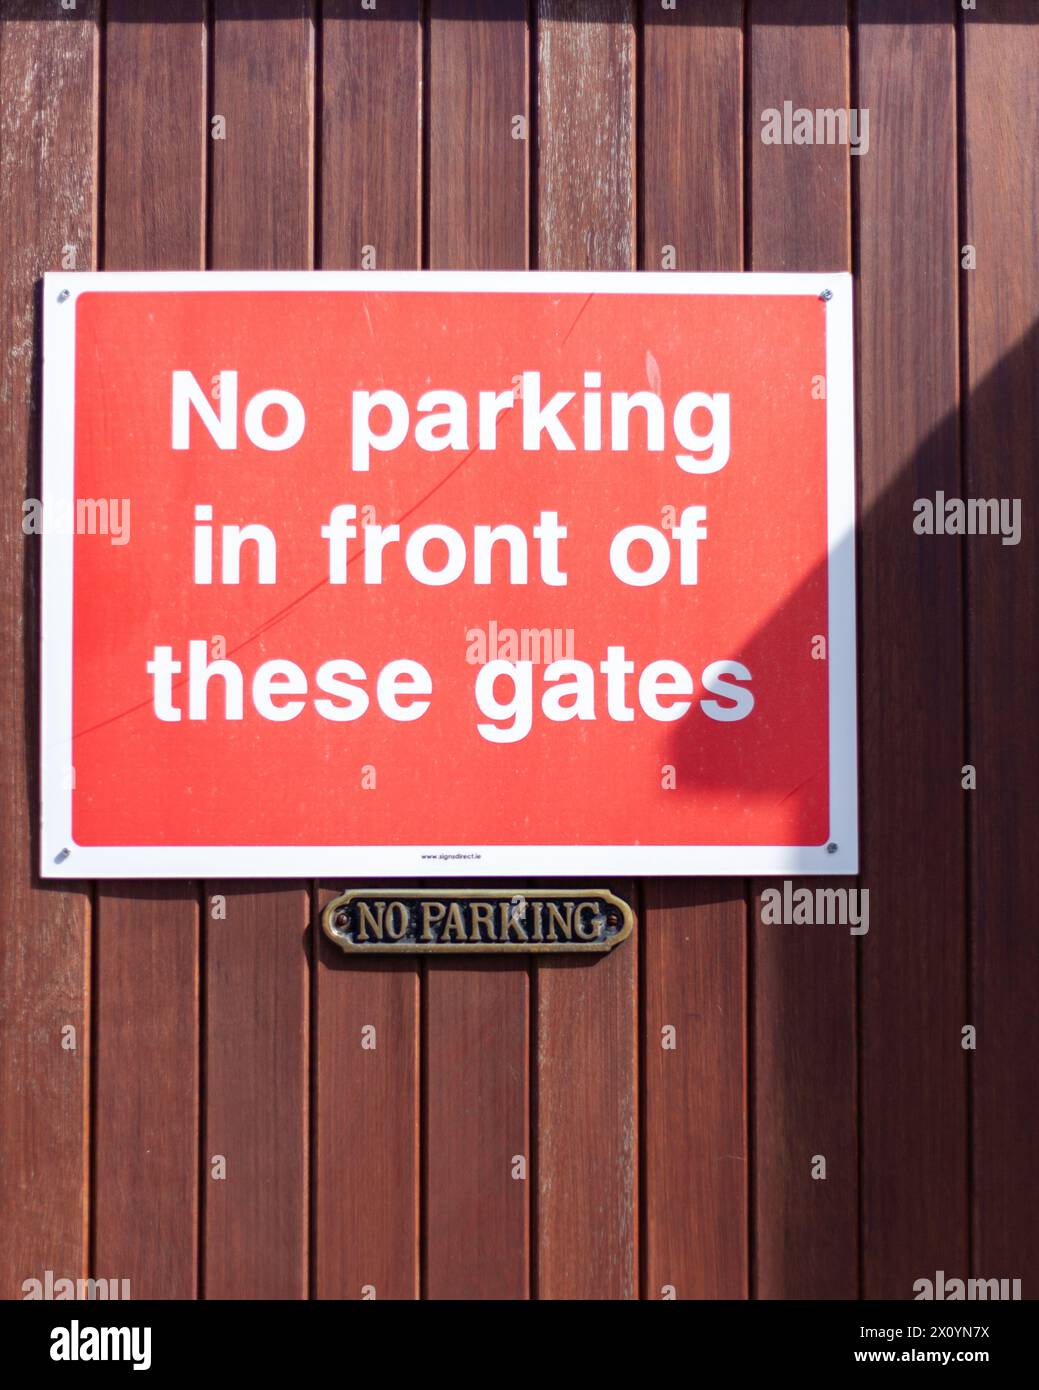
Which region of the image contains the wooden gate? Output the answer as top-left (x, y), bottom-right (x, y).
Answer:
top-left (1, 0), bottom-right (1035, 1300)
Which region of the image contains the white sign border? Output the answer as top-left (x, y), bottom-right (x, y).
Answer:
top-left (41, 269), bottom-right (858, 878)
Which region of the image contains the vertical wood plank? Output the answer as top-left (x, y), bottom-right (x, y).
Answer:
top-left (102, 2), bottom-right (206, 272)
top-left (643, 884), bottom-right (747, 1300)
top-left (321, 0), bottom-right (421, 272)
top-left (535, 0), bottom-right (638, 1300)
top-left (205, 2), bottom-right (314, 1298)
top-left (749, 0), bottom-right (851, 270)
top-left (205, 885), bottom-right (310, 1298)
top-left (857, 3), bottom-right (966, 1299)
top-left (537, 2), bottom-right (635, 277)
top-left (429, 2), bottom-right (529, 269)
top-left (210, 1), bottom-right (314, 271)
top-left (641, 1), bottom-right (742, 275)
top-left (315, 887), bottom-right (419, 1300)
top-left (963, 4), bottom-right (1039, 1293)
top-left (0, 1), bottom-right (97, 1300)
top-left (92, 0), bottom-right (205, 1300)
top-left (424, 956), bottom-right (528, 1300)
top-left (424, 1), bottom-right (531, 1301)
top-left (93, 888), bottom-right (199, 1296)
top-left (640, 1), bottom-right (748, 1302)
top-left (314, 1), bottom-right (423, 1302)
top-left (749, 0), bottom-right (858, 1299)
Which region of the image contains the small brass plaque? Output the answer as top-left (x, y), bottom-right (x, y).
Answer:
top-left (322, 887), bottom-right (633, 955)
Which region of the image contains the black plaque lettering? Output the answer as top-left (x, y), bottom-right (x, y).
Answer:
top-left (322, 888), bottom-right (633, 955)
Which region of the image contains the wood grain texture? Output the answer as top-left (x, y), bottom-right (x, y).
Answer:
top-left (204, 886), bottom-right (310, 1298)
top-left (314, 886), bottom-right (419, 1300)
top-left (320, 0), bottom-right (421, 271)
top-left (425, 959), bottom-right (529, 1299)
top-left (91, 0), bottom-right (205, 1300)
top-left (539, 2), bottom-right (637, 1301)
top-left (205, 3), bottom-right (314, 1299)
top-left (963, 5), bottom-right (1039, 1294)
top-left (535, 3), bottom-right (637, 1300)
top-left (536, 0), bottom-right (634, 274)
top-left (749, 0), bottom-right (851, 271)
top-left (639, 2), bottom-right (748, 1303)
top-left (0, 0), bottom-right (97, 1300)
top-left (103, 2), bottom-right (206, 272)
top-left (643, 883), bottom-right (747, 1300)
top-left (749, 0), bottom-right (858, 1299)
top-left (641, 0), bottom-right (742, 274)
top-left (857, 4), bottom-right (966, 1300)
top-left (429, 1), bottom-right (529, 272)
top-left (210, 0), bottom-right (314, 270)
top-left (92, 887), bottom-right (199, 1297)
top-left (424, 2), bottom-right (531, 1301)
top-left (314, 3), bottom-right (422, 1303)
top-left (751, 884), bottom-right (857, 1298)
top-left (536, 882), bottom-right (637, 1300)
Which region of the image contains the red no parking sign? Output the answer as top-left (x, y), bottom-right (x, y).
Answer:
top-left (40, 271), bottom-right (856, 876)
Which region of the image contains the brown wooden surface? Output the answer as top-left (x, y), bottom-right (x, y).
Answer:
top-left (1, 2), bottom-right (1037, 1302)
top-left (857, 2), bottom-right (967, 1300)
top-left (641, 0), bottom-right (743, 276)
top-left (320, 0), bottom-right (422, 273)
top-left (204, 886), bottom-right (309, 1298)
top-left (204, 3), bottom-right (314, 1299)
top-left (424, 2), bottom-right (531, 1301)
top-left (314, 2), bottom-right (423, 1302)
top-left (643, 883), bottom-right (747, 1300)
top-left (0, 0), bottom-right (97, 1300)
top-left (93, 887), bottom-right (199, 1298)
top-left (749, 0), bottom-right (858, 1300)
top-left (315, 886), bottom-right (419, 1300)
top-left (210, 1), bottom-right (314, 272)
top-left (92, 0), bottom-right (206, 1301)
top-left (640, 2), bottom-right (748, 1303)
top-left (963, 3), bottom-right (1039, 1293)
top-left (534, 1), bottom-right (638, 1301)
top-left (103, 1), bottom-right (206, 274)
